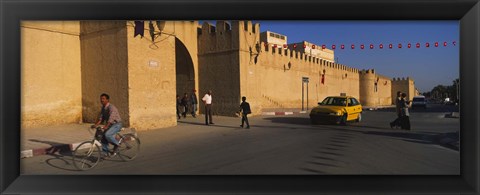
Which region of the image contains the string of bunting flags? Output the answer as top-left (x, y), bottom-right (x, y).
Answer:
top-left (264, 41), bottom-right (457, 50)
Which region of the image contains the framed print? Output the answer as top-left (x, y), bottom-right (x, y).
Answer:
top-left (1, 0), bottom-right (479, 194)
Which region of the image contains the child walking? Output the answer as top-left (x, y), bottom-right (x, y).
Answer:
top-left (239, 96), bottom-right (251, 129)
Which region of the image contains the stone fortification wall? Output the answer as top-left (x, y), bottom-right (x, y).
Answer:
top-left (237, 21), bottom-right (263, 115)
top-left (377, 75), bottom-right (393, 106)
top-left (21, 21), bottom-right (82, 128)
top-left (391, 77), bottom-right (415, 102)
top-left (126, 21), bottom-right (186, 130)
top-left (198, 21), bottom-right (241, 116)
top-left (359, 69), bottom-right (392, 106)
top-left (80, 21), bottom-right (130, 126)
top-left (255, 41), bottom-right (361, 110)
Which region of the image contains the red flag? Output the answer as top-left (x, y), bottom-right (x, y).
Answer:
top-left (398, 44), bottom-right (402, 48)
top-left (389, 44), bottom-right (393, 49)
top-left (435, 42), bottom-right (439, 47)
top-left (332, 45), bottom-right (336, 50)
top-left (379, 44), bottom-right (384, 49)
top-left (351, 44), bottom-right (355, 49)
top-left (312, 45), bottom-right (316, 49)
top-left (453, 41), bottom-right (457, 46)
top-left (341, 44), bottom-right (345, 49)
top-left (274, 44), bottom-right (277, 48)
top-left (303, 44), bottom-right (307, 48)
top-left (426, 43), bottom-right (430, 47)
top-left (322, 45), bottom-right (326, 49)
top-left (360, 44), bottom-right (365, 49)
top-left (443, 42), bottom-right (447, 46)
top-left (283, 44), bottom-right (287, 48)
top-left (370, 44), bottom-right (374, 49)
top-left (293, 44), bottom-right (297, 48)
top-left (416, 43), bottom-right (420, 48)
top-left (408, 43), bottom-right (411, 48)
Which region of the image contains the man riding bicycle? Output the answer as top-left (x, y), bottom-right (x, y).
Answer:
top-left (91, 93), bottom-right (122, 157)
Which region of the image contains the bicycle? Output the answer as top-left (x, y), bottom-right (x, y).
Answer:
top-left (72, 126), bottom-right (140, 171)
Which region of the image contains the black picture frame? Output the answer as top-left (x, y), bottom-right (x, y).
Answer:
top-left (1, 0), bottom-right (478, 194)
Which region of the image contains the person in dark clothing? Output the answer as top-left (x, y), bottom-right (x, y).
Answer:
top-left (190, 89), bottom-right (198, 118)
top-left (176, 95), bottom-right (182, 119)
top-left (390, 91), bottom-right (402, 129)
top-left (399, 92), bottom-right (411, 130)
top-left (238, 96), bottom-right (251, 129)
top-left (181, 93), bottom-right (189, 118)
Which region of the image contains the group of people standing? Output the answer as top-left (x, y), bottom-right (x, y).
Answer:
top-left (176, 89), bottom-right (251, 128)
top-left (390, 91), bottom-right (411, 130)
top-left (176, 89), bottom-right (198, 119)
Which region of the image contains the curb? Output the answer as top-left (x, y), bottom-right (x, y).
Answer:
top-left (435, 132), bottom-right (460, 151)
top-left (262, 111), bottom-right (307, 116)
top-left (21, 142), bottom-right (79, 159)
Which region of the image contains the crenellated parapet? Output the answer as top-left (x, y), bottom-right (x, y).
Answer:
top-left (258, 40), bottom-right (361, 74)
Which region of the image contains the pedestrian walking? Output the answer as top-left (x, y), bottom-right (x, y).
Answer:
top-left (176, 95), bottom-right (182, 119)
top-left (181, 93), bottom-right (189, 118)
top-left (238, 96), bottom-right (251, 129)
top-left (400, 92), bottom-right (411, 130)
top-left (191, 89), bottom-right (198, 118)
top-left (390, 91), bottom-right (402, 129)
top-left (202, 90), bottom-right (214, 125)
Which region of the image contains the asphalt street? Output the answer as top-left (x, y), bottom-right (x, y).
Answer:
top-left (21, 104), bottom-right (459, 175)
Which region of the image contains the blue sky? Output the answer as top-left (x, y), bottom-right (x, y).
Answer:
top-left (254, 21), bottom-right (459, 93)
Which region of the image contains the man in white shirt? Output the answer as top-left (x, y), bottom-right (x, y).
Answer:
top-left (202, 90), bottom-right (214, 125)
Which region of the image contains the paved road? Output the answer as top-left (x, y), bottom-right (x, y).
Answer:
top-left (21, 104), bottom-right (459, 175)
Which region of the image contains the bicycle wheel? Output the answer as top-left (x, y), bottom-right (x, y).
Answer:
top-left (72, 141), bottom-right (102, 171)
top-left (118, 134), bottom-right (140, 161)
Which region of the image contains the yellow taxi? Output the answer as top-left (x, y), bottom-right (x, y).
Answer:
top-left (309, 96), bottom-right (362, 125)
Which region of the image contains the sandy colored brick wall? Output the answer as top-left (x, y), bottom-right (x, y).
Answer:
top-left (126, 21), bottom-right (198, 130)
top-left (21, 21), bottom-right (82, 128)
top-left (80, 21), bottom-right (130, 126)
top-left (256, 42), bottom-right (361, 110)
top-left (198, 21), bottom-right (241, 116)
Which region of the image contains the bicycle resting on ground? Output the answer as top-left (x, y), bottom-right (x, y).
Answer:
top-left (72, 125), bottom-right (140, 171)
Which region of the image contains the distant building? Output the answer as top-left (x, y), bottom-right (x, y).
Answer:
top-left (260, 31), bottom-right (287, 47)
top-left (288, 41), bottom-right (335, 62)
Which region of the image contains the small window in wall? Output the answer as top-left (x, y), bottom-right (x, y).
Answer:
top-left (281, 35), bottom-right (285, 40)
top-left (210, 26), bottom-right (216, 33)
top-left (270, 32), bottom-right (275, 37)
top-left (275, 34), bottom-right (280, 38)
top-left (252, 25), bottom-right (256, 33)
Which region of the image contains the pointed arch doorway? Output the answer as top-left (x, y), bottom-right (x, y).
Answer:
top-left (175, 38), bottom-right (195, 115)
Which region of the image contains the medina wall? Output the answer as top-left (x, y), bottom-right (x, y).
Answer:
top-left (359, 69), bottom-right (392, 106)
top-left (392, 77), bottom-right (416, 102)
top-left (198, 21), bottom-right (241, 116)
top-left (21, 21), bottom-right (82, 128)
top-left (126, 21), bottom-right (199, 130)
top-left (80, 21), bottom-right (130, 126)
top-left (256, 46), bottom-right (361, 110)
top-left (235, 21), bottom-right (363, 115)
